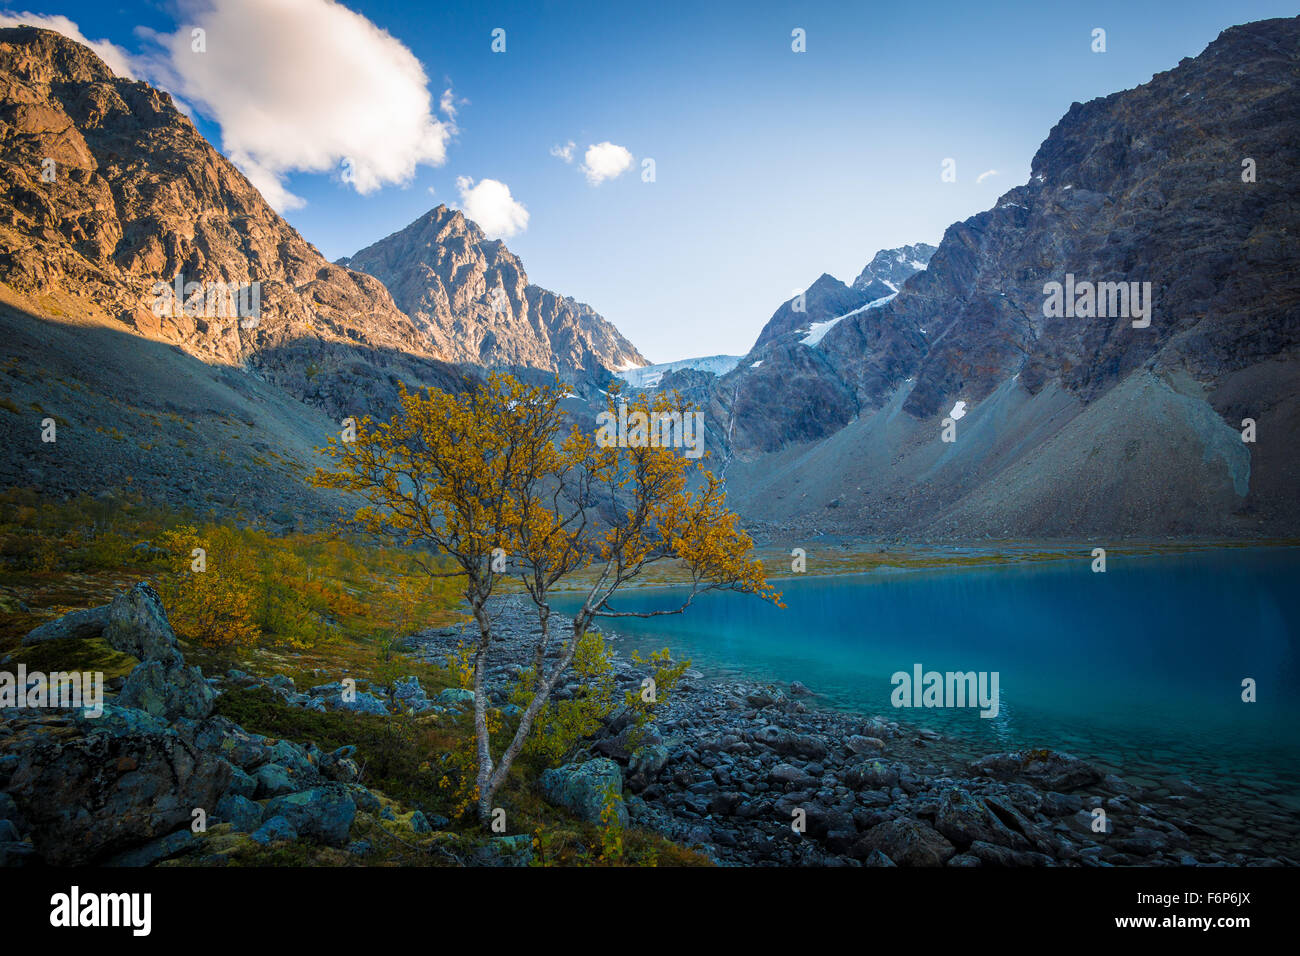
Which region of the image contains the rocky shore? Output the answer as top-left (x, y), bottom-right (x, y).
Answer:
top-left (2, 585), bottom-right (1294, 867)
top-left (410, 596), bottom-right (1298, 867)
top-left (0, 583), bottom-right (531, 867)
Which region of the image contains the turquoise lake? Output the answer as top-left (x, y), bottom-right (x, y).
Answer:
top-left (557, 548), bottom-right (1300, 801)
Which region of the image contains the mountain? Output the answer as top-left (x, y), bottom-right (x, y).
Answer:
top-left (752, 273), bottom-right (874, 351)
top-left (0, 26), bottom-right (470, 416)
top-left (712, 17), bottom-right (1300, 538)
top-left (0, 25), bottom-right (473, 524)
top-left (748, 245), bottom-right (935, 354)
top-left (851, 243), bottom-right (937, 297)
top-left (341, 206), bottom-right (646, 384)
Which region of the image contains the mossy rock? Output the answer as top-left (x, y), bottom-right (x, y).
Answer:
top-left (6, 636), bottom-right (138, 681)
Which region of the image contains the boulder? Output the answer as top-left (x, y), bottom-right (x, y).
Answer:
top-left (473, 833), bottom-right (534, 867)
top-left (103, 583), bottom-right (182, 663)
top-left (968, 750), bottom-right (1104, 792)
top-left (539, 758), bottom-right (629, 827)
top-left (853, 818), bottom-right (955, 866)
top-left (21, 605), bottom-right (110, 646)
top-left (933, 787), bottom-right (1028, 850)
top-left (437, 688), bottom-right (475, 707)
top-left (254, 763), bottom-right (298, 798)
top-left (104, 830), bottom-right (196, 867)
top-left (265, 788), bottom-right (356, 846)
top-left (215, 794), bottom-right (263, 833)
top-left (4, 723), bottom-right (232, 865)
top-left (250, 815), bottom-right (297, 845)
top-left (627, 742), bottom-right (672, 788)
top-left (118, 659), bottom-right (215, 721)
top-left (844, 759), bottom-right (901, 791)
top-left (845, 735), bottom-right (885, 755)
top-left (310, 682), bottom-right (389, 715)
top-left (769, 763), bottom-right (817, 788)
top-left (393, 676), bottom-right (429, 706)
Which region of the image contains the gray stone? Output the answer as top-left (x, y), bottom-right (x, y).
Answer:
top-left (21, 605), bottom-right (110, 647)
top-left (215, 794), bottom-right (263, 832)
top-left (103, 583), bottom-right (182, 663)
top-left (250, 815), bottom-right (297, 845)
top-left (104, 829), bottom-right (195, 867)
top-left (265, 788), bottom-right (356, 846)
top-left (539, 758), bottom-right (629, 826)
top-left (934, 787), bottom-right (1028, 850)
top-left (118, 659), bottom-right (215, 721)
top-left (853, 818), bottom-right (955, 866)
top-left (437, 688), bottom-right (475, 707)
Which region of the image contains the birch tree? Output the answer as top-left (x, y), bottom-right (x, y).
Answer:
top-left (313, 373), bottom-right (779, 826)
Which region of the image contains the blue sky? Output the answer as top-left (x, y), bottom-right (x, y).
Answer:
top-left (4, 0), bottom-right (1295, 361)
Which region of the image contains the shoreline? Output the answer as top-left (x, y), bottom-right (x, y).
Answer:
top-left (548, 538), bottom-right (1300, 592)
top-left (409, 596), bottom-right (1299, 867)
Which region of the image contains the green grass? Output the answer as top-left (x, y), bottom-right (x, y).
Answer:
top-left (6, 635), bottom-right (138, 681)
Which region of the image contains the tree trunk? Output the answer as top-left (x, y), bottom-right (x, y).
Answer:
top-left (479, 618), bottom-right (586, 820)
top-left (472, 601), bottom-right (496, 825)
top-left (529, 603), bottom-right (551, 673)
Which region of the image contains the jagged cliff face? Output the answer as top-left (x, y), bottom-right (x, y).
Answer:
top-left (0, 25), bottom-right (474, 522)
top-left (0, 25), bottom-right (467, 420)
top-left (717, 251), bottom-right (932, 453)
top-left (342, 206), bottom-right (646, 383)
top-left (715, 17), bottom-right (1300, 537)
top-left (752, 273), bottom-right (875, 351)
top-left (851, 243), bottom-right (937, 296)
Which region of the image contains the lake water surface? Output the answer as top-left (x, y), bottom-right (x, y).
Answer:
top-left (559, 548), bottom-right (1300, 805)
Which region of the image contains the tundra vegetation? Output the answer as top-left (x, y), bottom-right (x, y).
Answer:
top-left (0, 488), bottom-right (710, 863)
top-left (0, 373), bottom-right (778, 864)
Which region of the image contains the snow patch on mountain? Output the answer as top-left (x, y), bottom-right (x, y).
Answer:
top-left (799, 293), bottom-right (897, 347)
top-left (616, 354), bottom-right (742, 388)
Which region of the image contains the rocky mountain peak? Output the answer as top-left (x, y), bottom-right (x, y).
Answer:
top-left (851, 242), bottom-right (937, 295)
top-left (0, 24), bottom-right (116, 84)
top-left (711, 16), bottom-right (1300, 538)
top-left (343, 206), bottom-right (646, 383)
top-left (0, 25), bottom-right (468, 421)
top-left (751, 252), bottom-right (931, 354)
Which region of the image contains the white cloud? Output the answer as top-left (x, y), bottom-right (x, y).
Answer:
top-left (136, 0), bottom-right (454, 211)
top-left (580, 141), bottom-right (633, 186)
top-left (976, 169), bottom-right (999, 184)
top-left (439, 87), bottom-right (461, 127)
top-left (456, 176), bottom-right (529, 239)
top-left (550, 140), bottom-right (576, 163)
top-left (0, 12), bottom-right (137, 78)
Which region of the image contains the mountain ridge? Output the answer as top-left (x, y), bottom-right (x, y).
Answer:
top-left (708, 16), bottom-right (1300, 536)
top-left (341, 204), bottom-right (647, 385)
